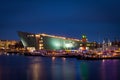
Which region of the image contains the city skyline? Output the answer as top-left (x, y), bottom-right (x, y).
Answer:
top-left (0, 0), bottom-right (120, 42)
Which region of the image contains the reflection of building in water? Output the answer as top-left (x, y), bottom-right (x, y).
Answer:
top-left (80, 62), bottom-right (89, 80)
top-left (27, 58), bottom-right (42, 80)
top-left (62, 59), bottom-right (76, 80)
top-left (51, 58), bottom-right (76, 80)
top-left (51, 58), bottom-right (63, 80)
top-left (101, 60), bottom-right (118, 80)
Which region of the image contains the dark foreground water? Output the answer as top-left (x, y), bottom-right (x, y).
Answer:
top-left (0, 55), bottom-right (120, 80)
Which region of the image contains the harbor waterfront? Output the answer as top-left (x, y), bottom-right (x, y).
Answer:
top-left (0, 55), bottom-right (120, 80)
top-left (0, 33), bottom-right (120, 80)
top-left (1, 0), bottom-right (120, 80)
top-left (0, 31), bottom-right (120, 80)
top-left (0, 31), bottom-right (120, 60)
top-left (0, 50), bottom-right (120, 60)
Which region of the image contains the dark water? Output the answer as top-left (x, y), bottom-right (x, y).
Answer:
top-left (0, 55), bottom-right (120, 80)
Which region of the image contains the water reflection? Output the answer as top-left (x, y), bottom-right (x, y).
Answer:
top-left (80, 62), bottom-right (89, 80)
top-left (51, 57), bottom-right (76, 80)
top-left (0, 66), bottom-right (2, 80)
top-left (27, 57), bottom-right (44, 80)
top-left (101, 60), bottom-right (106, 80)
top-left (52, 57), bottom-right (56, 62)
top-left (51, 57), bottom-right (62, 80)
top-left (0, 56), bottom-right (120, 80)
top-left (62, 58), bottom-right (76, 80)
top-left (101, 60), bottom-right (119, 80)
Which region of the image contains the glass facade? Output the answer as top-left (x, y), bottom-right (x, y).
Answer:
top-left (42, 36), bottom-right (80, 50)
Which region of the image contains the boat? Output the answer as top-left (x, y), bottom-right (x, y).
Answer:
top-left (24, 52), bottom-right (45, 56)
top-left (76, 54), bottom-right (120, 60)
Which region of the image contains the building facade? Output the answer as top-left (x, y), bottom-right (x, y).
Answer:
top-left (0, 40), bottom-right (17, 50)
top-left (18, 31), bottom-right (96, 52)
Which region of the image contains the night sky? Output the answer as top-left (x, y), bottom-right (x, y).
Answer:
top-left (0, 0), bottom-right (120, 42)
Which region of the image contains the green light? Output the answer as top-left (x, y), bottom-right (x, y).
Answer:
top-left (65, 43), bottom-right (72, 48)
top-left (50, 39), bottom-right (62, 50)
top-left (46, 37), bottom-right (78, 50)
top-left (54, 42), bottom-right (61, 47)
top-left (83, 35), bottom-right (85, 38)
top-left (82, 35), bottom-right (86, 38)
top-left (21, 38), bottom-right (27, 47)
top-left (64, 41), bottom-right (74, 48)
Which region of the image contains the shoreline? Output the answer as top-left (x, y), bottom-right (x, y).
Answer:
top-left (1, 51), bottom-right (120, 60)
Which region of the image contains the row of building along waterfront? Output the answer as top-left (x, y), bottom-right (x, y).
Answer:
top-left (0, 31), bottom-right (120, 53)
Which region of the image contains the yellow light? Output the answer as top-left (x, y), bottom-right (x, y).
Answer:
top-left (62, 57), bottom-right (66, 61)
top-left (52, 57), bottom-right (56, 61)
top-left (35, 35), bottom-right (40, 37)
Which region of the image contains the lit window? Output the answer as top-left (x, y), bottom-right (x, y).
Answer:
top-left (39, 44), bottom-right (43, 47)
top-left (41, 37), bottom-right (43, 39)
top-left (80, 44), bottom-right (82, 46)
top-left (41, 47), bottom-right (44, 49)
top-left (91, 44), bottom-right (93, 46)
top-left (39, 40), bottom-right (43, 43)
top-left (35, 35), bottom-right (40, 37)
top-left (87, 44), bottom-right (90, 46)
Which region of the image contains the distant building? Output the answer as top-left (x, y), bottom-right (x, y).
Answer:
top-left (18, 31), bottom-right (96, 52)
top-left (0, 40), bottom-right (17, 50)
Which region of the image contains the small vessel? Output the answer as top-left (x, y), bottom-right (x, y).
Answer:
top-left (24, 51), bottom-right (45, 56)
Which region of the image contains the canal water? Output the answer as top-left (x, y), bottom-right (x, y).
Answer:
top-left (0, 55), bottom-right (120, 80)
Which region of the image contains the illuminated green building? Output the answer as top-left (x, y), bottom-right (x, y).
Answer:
top-left (18, 31), bottom-right (97, 51)
top-left (18, 31), bottom-right (81, 51)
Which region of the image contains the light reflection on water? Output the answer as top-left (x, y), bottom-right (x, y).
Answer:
top-left (80, 62), bottom-right (89, 80)
top-left (101, 60), bottom-right (106, 80)
top-left (101, 60), bottom-right (119, 80)
top-left (0, 56), bottom-right (120, 80)
top-left (27, 58), bottom-right (42, 80)
top-left (51, 57), bottom-right (76, 80)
